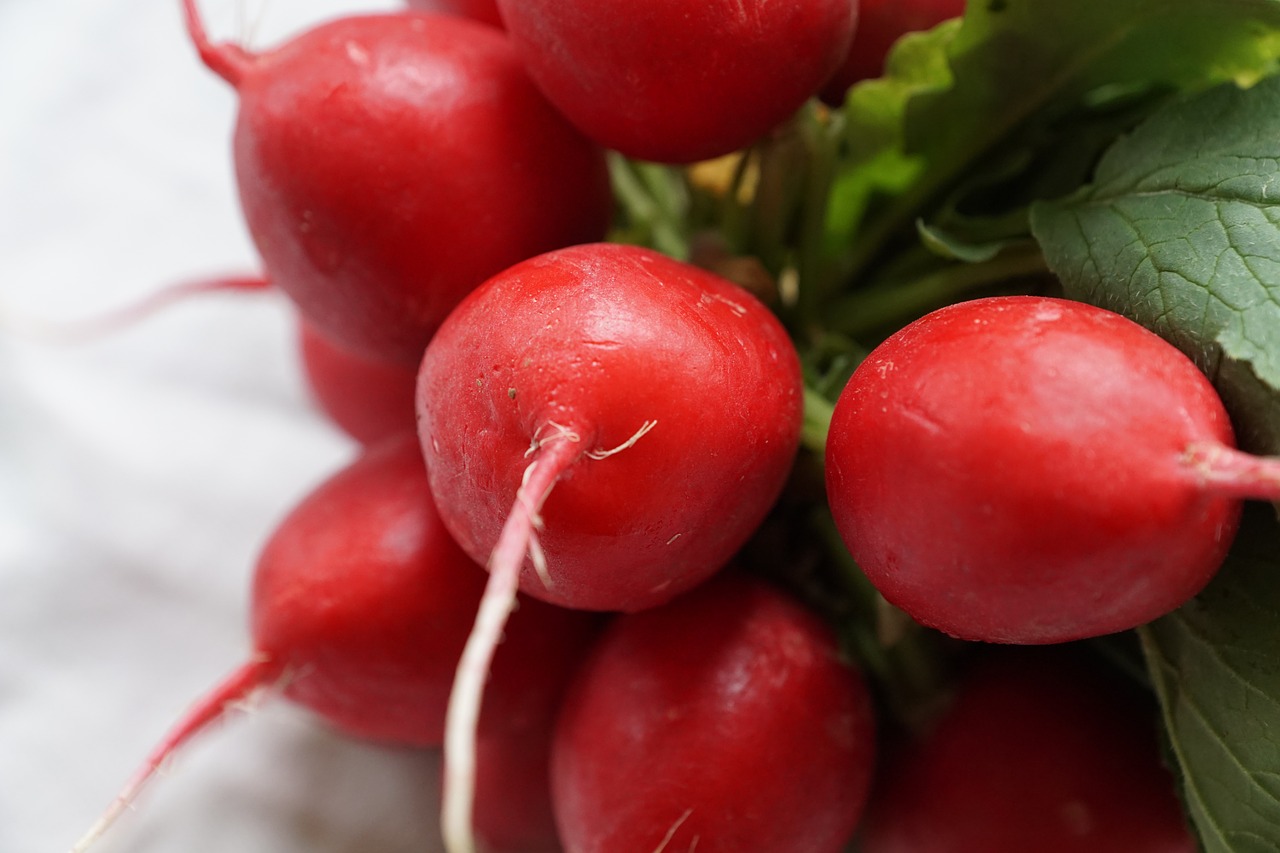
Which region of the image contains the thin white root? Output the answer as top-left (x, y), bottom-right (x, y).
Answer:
top-left (586, 419), bottom-right (658, 460)
top-left (528, 531), bottom-right (552, 590)
top-left (653, 808), bottom-right (695, 853)
top-left (516, 458), bottom-right (554, 589)
top-left (440, 437), bottom-right (579, 853)
top-left (524, 420), bottom-right (582, 458)
top-left (440, 418), bottom-right (654, 850)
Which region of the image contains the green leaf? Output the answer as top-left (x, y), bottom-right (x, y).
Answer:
top-left (830, 0), bottom-right (1280, 295)
top-left (825, 23), bottom-right (959, 252)
top-left (917, 220), bottom-right (1012, 262)
top-left (1140, 505), bottom-right (1280, 853)
top-left (1031, 75), bottom-right (1280, 452)
top-left (908, 0), bottom-right (1280, 189)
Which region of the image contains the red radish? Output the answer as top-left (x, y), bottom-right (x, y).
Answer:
top-left (183, 0), bottom-right (612, 364)
top-left (824, 295), bottom-right (1280, 644)
top-left (819, 0), bottom-right (965, 105)
top-left (416, 242), bottom-right (804, 850)
top-left (550, 574), bottom-right (877, 853)
top-left (468, 718), bottom-right (567, 853)
top-left (418, 242), bottom-right (804, 613)
top-left (405, 0), bottom-right (503, 29)
top-left (72, 434), bottom-right (598, 851)
top-left (298, 318), bottom-right (418, 445)
top-left (495, 0), bottom-right (858, 163)
top-left (861, 649), bottom-right (1195, 852)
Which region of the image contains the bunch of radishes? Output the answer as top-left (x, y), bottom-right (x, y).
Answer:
top-left (59, 0), bottom-right (1280, 850)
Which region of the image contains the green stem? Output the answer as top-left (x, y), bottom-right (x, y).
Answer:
top-left (801, 386), bottom-right (836, 457)
top-left (827, 241), bottom-right (1048, 338)
top-left (607, 155), bottom-right (689, 259)
top-left (795, 107), bottom-right (846, 324)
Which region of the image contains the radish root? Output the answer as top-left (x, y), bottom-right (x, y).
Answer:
top-left (586, 419), bottom-right (658, 460)
top-left (442, 418), bottom-right (659, 852)
top-left (1183, 440), bottom-right (1280, 502)
top-left (68, 657), bottom-right (279, 853)
top-left (3, 275), bottom-right (268, 345)
top-left (181, 0), bottom-right (255, 87)
top-left (652, 807), bottom-right (695, 853)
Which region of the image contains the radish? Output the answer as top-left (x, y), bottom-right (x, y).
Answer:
top-left (468, 719), bottom-right (566, 853)
top-left (416, 242), bottom-right (804, 850)
top-left (825, 295), bottom-right (1280, 644)
top-left (298, 317), bottom-right (418, 445)
top-left (183, 0), bottom-right (612, 363)
top-left (819, 0), bottom-right (965, 105)
top-left (861, 649), bottom-right (1195, 852)
top-left (72, 434), bottom-right (598, 851)
top-left (550, 573), bottom-right (877, 853)
top-left (404, 0), bottom-right (503, 29)
top-left (494, 0), bottom-right (858, 163)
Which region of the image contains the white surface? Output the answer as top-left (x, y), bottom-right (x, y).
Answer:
top-left (0, 1), bottom-right (450, 851)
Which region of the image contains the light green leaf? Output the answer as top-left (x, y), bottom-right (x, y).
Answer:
top-left (908, 0), bottom-right (1280, 191)
top-left (825, 23), bottom-right (958, 251)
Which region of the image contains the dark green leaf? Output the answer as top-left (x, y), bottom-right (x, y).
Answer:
top-left (1031, 75), bottom-right (1280, 452)
top-left (1140, 505), bottom-right (1280, 853)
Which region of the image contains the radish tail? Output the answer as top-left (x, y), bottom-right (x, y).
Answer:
top-left (1183, 441), bottom-right (1280, 503)
top-left (181, 0), bottom-right (255, 87)
top-left (441, 436), bottom-right (582, 853)
top-left (20, 275), bottom-right (269, 344)
top-left (68, 657), bottom-right (279, 853)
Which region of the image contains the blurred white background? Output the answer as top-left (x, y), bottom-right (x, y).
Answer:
top-left (0, 1), bottom-right (451, 850)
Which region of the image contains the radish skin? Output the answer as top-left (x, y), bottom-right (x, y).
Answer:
top-left (405, 0), bottom-right (503, 29)
top-left (297, 318), bottom-right (419, 445)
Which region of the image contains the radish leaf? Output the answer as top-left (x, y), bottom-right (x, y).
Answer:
top-left (1140, 505), bottom-right (1280, 852)
top-left (1031, 75), bottom-right (1280, 451)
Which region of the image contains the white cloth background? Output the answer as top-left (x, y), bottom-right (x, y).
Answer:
top-left (0, 1), bottom-right (451, 850)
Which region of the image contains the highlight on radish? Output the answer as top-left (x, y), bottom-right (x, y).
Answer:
top-left (825, 295), bottom-right (1280, 644)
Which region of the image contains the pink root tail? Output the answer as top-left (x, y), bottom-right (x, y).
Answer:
top-left (20, 274), bottom-right (270, 344)
top-left (68, 657), bottom-right (279, 853)
top-left (1184, 440), bottom-right (1280, 503)
top-left (180, 0), bottom-right (255, 87)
